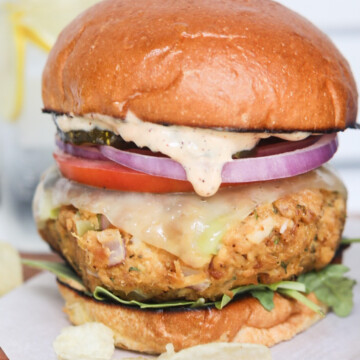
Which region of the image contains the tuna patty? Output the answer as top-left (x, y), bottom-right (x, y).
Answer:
top-left (39, 188), bottom-right (346, 302)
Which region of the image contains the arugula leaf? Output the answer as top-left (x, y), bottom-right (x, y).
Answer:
top-left (341, 238), bottom-right (360, 245)
top-left (318, 277), bottom-right (356, 317)
top-left (215, 281), bottom-right (308, 311)
top-left (298, 264), bottom-right (356, 317)
top-left (215, 294), bottom-right (232, 310)
top-left (249, 289), bottom-right (274, 311)
top-left (278, 289), bottom-right (324, 316)
top-left (22, 259), bottom-right (212, 309)
top-left (215, 284), bottom-right (269, 309)
top-left (268, 281), bottom-right (306, 292)
top-left (94, 286), bottom-right (209, 309)
top-left (22, 259), bottom-right (83, 287)
top-left (321, 264), bottom-right (350, 277)
top-left (22, 259), bottom-right (355, 317)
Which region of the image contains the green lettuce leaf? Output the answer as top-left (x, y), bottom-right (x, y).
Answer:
top-left (341, 237), bottom-right (360, 245)
top-left (298, 265), bottom-right (356, 317)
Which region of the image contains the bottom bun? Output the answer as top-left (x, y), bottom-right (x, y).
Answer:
top-left (58, 281), bottom-right (326, 354)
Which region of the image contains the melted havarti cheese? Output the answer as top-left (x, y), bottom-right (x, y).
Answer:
top-left (55, 112), bottom-right (310, 197)
top-left (34, 166), bottom-right (346, 268)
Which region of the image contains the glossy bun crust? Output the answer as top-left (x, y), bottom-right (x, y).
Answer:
top-left (58, 281), bottom-right (325, 354)
top-left (42, 0), bottom-right (358, 131)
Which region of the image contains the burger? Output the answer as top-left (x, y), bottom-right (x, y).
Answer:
top-left (32, 0), bottom-right (358, 354)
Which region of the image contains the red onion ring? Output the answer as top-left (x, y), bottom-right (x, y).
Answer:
top-left (222, 134), bottom-right (337, 182)
top-left (56, 134), bottom-right (338, 183)
top-left (55, 137), bottom-right (107, 161)
top-left (253, 136), bottom-right (318, 157)
top-left (99, 144), bottom-right (187, 180)
top-left (98, 134), bottom-right (338, 182)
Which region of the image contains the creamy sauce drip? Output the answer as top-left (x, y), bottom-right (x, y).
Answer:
top-left (34, 166), bottom-right (346, 268)
top-left (56, 112), bottom-right (310, 197)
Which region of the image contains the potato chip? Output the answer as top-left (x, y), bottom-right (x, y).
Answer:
top-left (121, 342), bottom-right (272, 360)
top-left (53, 322), bottom-right (114, 360)
top-left (0, 241), bottom-right (23, 296)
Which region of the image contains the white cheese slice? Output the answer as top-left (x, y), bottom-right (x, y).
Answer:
top-left (34, 166), bottom-right (345, 268)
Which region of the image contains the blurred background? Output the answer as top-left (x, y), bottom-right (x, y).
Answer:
top-left (0, 0), bottom-right (359, 252)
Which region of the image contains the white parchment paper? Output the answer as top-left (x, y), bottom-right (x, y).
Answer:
top-left (1, 218), bottom-right (360, 360)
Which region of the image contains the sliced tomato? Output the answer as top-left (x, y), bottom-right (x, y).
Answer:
top-left (54, 151), bottom-right (196, 193)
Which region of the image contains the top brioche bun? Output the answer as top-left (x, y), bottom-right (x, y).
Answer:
top-left (42, 0), bottom-right (358, 131)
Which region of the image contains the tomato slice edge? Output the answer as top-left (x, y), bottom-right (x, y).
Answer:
top-left (54, 152), bottom-right (196, 193)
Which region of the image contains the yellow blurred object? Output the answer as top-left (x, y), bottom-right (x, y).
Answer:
top-left (0, 241), bottom-right (23, 296)
top-left (0, 0), bottom-right (99, 121)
